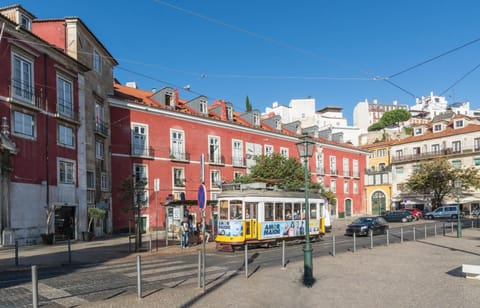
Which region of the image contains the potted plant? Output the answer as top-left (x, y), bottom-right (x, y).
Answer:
top-left (83, 207), bottom-right (107, 241)
top-left (41, 205), bottom-right (55, 244)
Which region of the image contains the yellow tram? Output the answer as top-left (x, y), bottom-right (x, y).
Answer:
top-left (215, 183), bottom-right (331, 251)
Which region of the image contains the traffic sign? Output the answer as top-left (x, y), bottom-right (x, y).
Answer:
top-left (198, 184), bottom-right (207, 209)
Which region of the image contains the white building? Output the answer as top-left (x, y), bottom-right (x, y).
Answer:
top-left (353, 98), bottom-right (409, 132)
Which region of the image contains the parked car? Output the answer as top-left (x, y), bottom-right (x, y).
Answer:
top-left (345, 216), bottom-right (389, 236)
top-left (383, 210), bottom-right (414, 223)
top-left (471, 208), bottom-right (480, 216)
top-left (402, 208), bottom-right (423, 220)
top-left (424, 205), bottom-right (459, 219)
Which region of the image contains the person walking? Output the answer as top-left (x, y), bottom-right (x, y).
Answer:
top-left (181, 218), bottom-right (190, 248)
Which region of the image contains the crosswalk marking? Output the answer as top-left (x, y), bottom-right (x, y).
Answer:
top-left (38, 282), bottom-right (90, 306)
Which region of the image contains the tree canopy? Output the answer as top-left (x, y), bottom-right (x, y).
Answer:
top-left (405, 158), bottom-right (480, 208)
top-left (245, 96), bottom-right (252, 112)
top-left (368, 109), bottom-right (411, 131)
top-left (233, 153), bottom-right (336, 204)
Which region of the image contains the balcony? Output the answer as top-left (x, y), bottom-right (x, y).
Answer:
top-left (343, 170), bottom-right (351, 177)
top-left (174, 179), bottom-right (186, 187)
top-left (329, 169), bottom-right (338, 176)
top-left (10, 80), bottom-right (42, 109)
top-left (208, 153), bottom-right (225, 165)
top-left (169, 151), bottom-right (190, 162)
top-left (94, 120), bottom-right (109, 136)
top-left (315, 167), bottom-right (325, 175)
top-left (131, 145), bottom-right (155, 158)
top-left (232, 156), bottom-right (246, 168)
top-left (391, 147), bottom-right (477, 163)
top-left (365, 165), bottom-right (391, 175)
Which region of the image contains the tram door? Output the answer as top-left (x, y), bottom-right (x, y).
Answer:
top-left (244, 202), bottom-right (257, 239)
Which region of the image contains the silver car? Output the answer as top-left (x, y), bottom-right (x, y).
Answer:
top-left (424, 205), bottom-right (459, 219)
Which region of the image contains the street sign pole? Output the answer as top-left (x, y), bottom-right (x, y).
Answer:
top-left (154, 179), bottom-right (160, 251)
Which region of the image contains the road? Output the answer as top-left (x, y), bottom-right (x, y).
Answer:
top-left (0, 218), bottom-right (474, 307)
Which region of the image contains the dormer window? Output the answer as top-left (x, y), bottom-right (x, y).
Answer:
top-left (200, 100), bottom-right (207, 114)
top-left (275, 120), bottom-right (281, 130)
top-left (433, 124), bottom-right (442, 132)
top-left (414, 127), bottom-right (423, 135)
top-left (165, 93), bottom-right (173, 107)
top-left (454, 120), bottom-right (464, 128)
top-left (226, 106), bottom-right (232, 120)
top-left (93, 50), bottom-right (102, 73)
top-left (253, 113), bottom-right (259, 126)
top-left (20, 13), bottom-right (31, 31)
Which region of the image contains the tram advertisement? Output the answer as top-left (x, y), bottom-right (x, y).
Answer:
top-left (218, 220), bottom-right (243, 236)
top-left (261, 220), bottom-right (320, 239)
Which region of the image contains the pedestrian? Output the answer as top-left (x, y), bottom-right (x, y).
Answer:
top-left (181, 218), bottom-right (190, 248)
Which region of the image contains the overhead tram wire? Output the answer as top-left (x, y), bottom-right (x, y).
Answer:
top-left (382, 79), bottom-right (417, 99)
top-left (388, 37), bottom-right (480, 79)
top-left (440, 63), bottom-right (480, 96)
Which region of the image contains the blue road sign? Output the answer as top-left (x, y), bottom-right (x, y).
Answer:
top-left (198, 184), bottom-right (207, 209)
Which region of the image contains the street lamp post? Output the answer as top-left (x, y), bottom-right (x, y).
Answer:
top-left (454, 179), bottom-right (462, 238)
top-left (296, 134), bottom-right (315, 285)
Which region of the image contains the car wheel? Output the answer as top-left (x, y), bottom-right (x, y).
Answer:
top-left (401, 217), bottom-right (407, 223)
top-left (427, 215), bottom-right (434, 220)
top-left (452, 214), bottom-right (458, 219)
top-left (367, 228), bottom-right (373, 237)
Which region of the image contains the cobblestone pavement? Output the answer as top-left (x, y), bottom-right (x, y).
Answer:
top-left (1, 218), bottom-right (479, 307)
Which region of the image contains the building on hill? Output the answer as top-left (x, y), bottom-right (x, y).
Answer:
top-left (353, 98), bottom-right (409, 132)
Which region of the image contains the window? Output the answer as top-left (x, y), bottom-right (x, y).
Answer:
top-left (93, 50), bottom-right (102, 73)
top-left (253, 113), bottom-right (259, 126)
top-left (379, 163), bottom-right (386, 171)
top-left (58, 124), bottom-right (74, 147)
top-left (264, 145), bottom-right (273, 156)
top-left (377, 149), bottom-right (386, 157)
top-left (134, 164), bottom-right (148, 206)
top-left (132, 124), bottom-right (148, 156)
top-left (353, 159), bottom-right (359, 177)
top-left (414, 127), bottom-right (423, 135)
top-left (433, 124), bottom-right (442, 132)
top-left (454, 120), bottom-right (464, 128)
top-left (13, 110), bottom-right (34, 137)
top-left (208, 136), bottom-right (221, 163)
top-left (329, 156), bottom-right (337, 175)
top-left (474, 157), bottom-right (480, 166)
top-left (173, 168), bottom-right (185, 187)
top-left (87, 171), bottom-right (95, 204)
top-left (12, 54), bottom-right (34, 102)
top-left (230, 200), bottom-right (243, 220)
top-left (474, 138), bottom-right (480, 151)
top-left (395, 150), bottom-right (403, 159)
top-left (234, 171), bottom-right (243, 180)
top-left (232, 140), bottom-right (243, 166)
top-left (343, 158), bottom-right (349, 176)
top-left (431, 144), bottom-right (440, 153)
top-left (96, 140), bottom-right (104, 160)
top-left (170, 130), bottom-right (185, 159)
top-left (344, 181), bottom-right (349, 193)
top-left (353, 182), bottom-right (358, 194)
top-left (274, 203), bottom-right (284, 221)
top-left (59, 159), bottom-right (75, 184)
top-left (20, 13), bottom-right (32, 30)
top-left (95, 102), bottom-right (107, 134)
top-left (330, 180), bottom-right (336, 193)
top-left (101, 172), bottom-right (108, 191)
top-left (413, 147), bottom-right (421, 155)
top-left (57, 76), bottom-right (73, 118)
top-left (451, 160), bottom-right (461, 169)
top-left (452, 141), bottom-right (461, 153)
top-left (226, 106), bottom-right (233, 120)
top-left (280, 147), bottom-right (289, 158)
top-left (211, 170), bottom-right (221, 188)
top-left (200, 100), bottom-right (207, 114)
top-left (264, 202), bottom-right (274, 221)
top-left (396, 167), bottom-right (403, 175)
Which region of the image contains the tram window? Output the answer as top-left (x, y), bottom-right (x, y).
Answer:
top-left (275, 203), bottom-right (284, 221)
top-left (285, 203), bottom-right (292, 220)
top-left (245, 202), bottom-right (258, 219)
top-left (265, 202), bottom-right (274, 221)
top-left (310, 203), bottom-right (317, 219)
top-left (293, 203), bottom-right (301, 220)
top-left (219, 200), bottom-right (228, 220)
top-left (230, 200), bottom-right (243, 220)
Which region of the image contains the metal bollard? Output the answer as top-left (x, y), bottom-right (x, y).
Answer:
top-left (451, 222), bottom-right (454, 233)
top-left (370, 231), bottom-right (373, 249)
top-left (32, 265), bottom-right (38, 308)
top-left (197, 250), bottom-right (202, 288)
top-left (332, 234), bottom-right (336, 256)
top-left (443, 222), bottom-right (446, 236)
top-left (386, 229), bottom-right (389, 246)
top-left (68, 240), bottom-right (71, 263)
top-left (434, 223), bottom-right (437, 237)
top-left (413, 227), bottom-right (416, 241)
top-left (401, 228), bottom-right (403, 243)
top-left (245, 244), bottom-right (248, 278)
top-left (15, 241), bottom-right (18, 266)
top-left (472, 220), bottom-right (474, 229)
top-left (149, 234), bottom-right (152, 252)
top-left (137, 256), bottom-right (142, 299)
top-left (353, 232), bottom-right (356, 253)
top-left (281, 240), bottom-right (285, 269)
top-left (424, 225), bottom-right (427, 239)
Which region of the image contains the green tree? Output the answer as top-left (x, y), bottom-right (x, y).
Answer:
top-left (368, 122), bottom-right (385, 131)
top-left (245, 96), bottom-right (252, 112)
top-left (405, 158), bottom-right (480, 208)
top-left (379, 109), bottom-right (411, 127)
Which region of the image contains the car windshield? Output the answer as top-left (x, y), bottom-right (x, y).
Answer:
top-left (353, 217), bottom-right (373, 224)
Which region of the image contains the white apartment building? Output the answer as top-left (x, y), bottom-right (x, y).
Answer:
top-left (353, 98), bottom-right (409, 132)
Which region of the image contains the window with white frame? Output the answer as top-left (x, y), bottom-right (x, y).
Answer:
top-left (353, 159), bottom-right (359, 177)
top-left (451, 160), bottom-right (461, 169)
top-left (232, 140), bottom-right (243, 166)
top-left (20, 13), bottom-right (32, 30)
top-left (344, 181), bottom-right (349, 193)
top-left (377, 149), bottom-right (386, 157)
top-left (343, 158), bottom-right (349, 176)
top-left (396, 167), bottom-right (403, 174)
top-left (132, 124), bottom-right (148, 156)
top-left (353, 182), bottom-right (358, 194)
top-left (211, 170), bottom-right (221, 188)
top-left (452, 140), bottom-right (461, 153)
top-left (200, 100), bottom-right (207, 114)
top-left (280, 147), bottom-right (289, 158)
top-left (226, 106), bottom-right (233, 120)
top-left (12, 53), bottom-right (34, 102)
top-left (264, 145), bottom-right (273, 156)
top-left (329, 156), bottom-right (337, 175)
top-left (93, 50), bottom-right (102, 73)
top-left (134, 164), bottom-right (148, 206)
top-left (58, 159), bottom-right (75, 185)
top-left (474, 157), bottom-right (480, 166)
top-left (431, 144), bottom-right (440, 153)
top-left (96, 140), bottom-right (104, 160)
top-left (170, 129), bottom-right (185, 159)
top-left (454, 120), bottom-right (464, 128)
top-left (474, 137), bottom-right (480, 151)
top-left (209, 136), bottom-right (221, 163)
top-left (234, 171), bottom-right (243, 180)
top-left (316, 152), bottom-right (324, 174)
top-left (173, 168), bottom-right (185, 187)
top-left (395, 149), bottom-right (403, 158)
top-left (330, 180), bottom-right (336, 193)
top-left (86, 171), bottom-right (95, 203)
top-left (95, 102), bottom-right (107, 134)
top-left (413, 147), bottom-right (421, 155)
top-left (13, 110), bottom-right (34, 138)
top-left (253, 113), bottom-right (259, 126)
top-left (101, 172), bottom-right (109, 191)
top-left (57, 76), bottom-right (73, 118)
top-left (433, 124), bottom-right (442, 132)
top-left (58, 124), bottom-right (74, 147)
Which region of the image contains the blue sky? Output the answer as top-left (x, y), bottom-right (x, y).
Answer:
top-left (8, 0), bottom-right (480, 124)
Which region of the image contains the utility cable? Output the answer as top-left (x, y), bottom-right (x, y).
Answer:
top-left (440, 62), bottom-right (480, 96)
